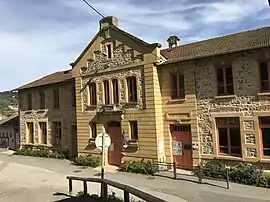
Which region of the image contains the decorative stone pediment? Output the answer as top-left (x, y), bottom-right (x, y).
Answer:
top-left (82, 42), bottom-right (143, 74)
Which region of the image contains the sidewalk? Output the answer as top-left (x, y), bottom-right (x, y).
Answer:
top-left (0, 153), bottom-right (269, 202)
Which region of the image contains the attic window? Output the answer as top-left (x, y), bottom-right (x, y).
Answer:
top-left (106, 44), bottom-right (112, 59)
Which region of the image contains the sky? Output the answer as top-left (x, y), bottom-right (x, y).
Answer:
top-left (0, 0), bottom-right (270, 92)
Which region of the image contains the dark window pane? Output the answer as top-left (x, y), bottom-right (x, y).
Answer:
top-left (228, 118), bottom-right (239, 125)
top-left (231, 148), bottom-right (241, 155)
top-left (262, 128), bottom-right (270, 148)
top-left (112, 79), bottom-right (119, 104)
top-left (179, 74), bottom-right (185, 98)
top-left (217, 118), bottom-right (227, 125)
top-left (171, 75), bottom-right (178, 98)
top-left (260, 62), bottom-right (269, 91)
top-left (260, 117), bottom-right (270, 125)
top-left (89, 83), bottom-right (97, 105)
top-left (220, 147), bottom-right (229, 154)
top-left (230, 128), bottom-right (241, 147)
top-left (263, 149), bottom-right (270, 156)
top-left (218, 128), bottom-right (228, 146)
top-left (217, 68), bottom-right (224, 84)
top-left (225, 67), bottom-right (233, 84)
top-left (103, 80), bottom-right (110, 104)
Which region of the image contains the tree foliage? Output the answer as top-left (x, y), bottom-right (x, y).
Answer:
top-left (0, 91), bottom-right (18, 116)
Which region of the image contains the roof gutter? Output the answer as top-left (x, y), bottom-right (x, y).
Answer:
top-left (158, 45), bottom-right (270, 67)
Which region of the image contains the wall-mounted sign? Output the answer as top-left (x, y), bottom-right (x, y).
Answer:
top-left (172, 141), bottom-right (183, 156)
top-left (158, 140), bottom-right (164, 155)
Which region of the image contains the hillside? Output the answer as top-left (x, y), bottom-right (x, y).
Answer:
top-left (0, 91), bottom-right (18, 116)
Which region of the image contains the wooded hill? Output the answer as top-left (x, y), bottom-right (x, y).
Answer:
top-left (0, 91), bottom-right (18, 116)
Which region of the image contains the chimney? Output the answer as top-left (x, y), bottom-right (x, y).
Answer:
top-left (99, 16), bottom-right (119, 30)
top-left (167, 35), bottom-right (180, 48)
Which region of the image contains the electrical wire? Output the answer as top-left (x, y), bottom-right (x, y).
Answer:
top-left (80, 0), bottom-right (164, 61)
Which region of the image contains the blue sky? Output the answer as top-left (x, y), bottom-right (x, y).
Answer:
top-left (0, 0), bottom-right (270, 91)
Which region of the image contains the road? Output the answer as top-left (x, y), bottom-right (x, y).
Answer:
top-left (0, 151), bottom-right (269, 202)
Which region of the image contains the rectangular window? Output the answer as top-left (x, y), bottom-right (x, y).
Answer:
top-left (216, 117), bottom-right (241, 157)
top-left (126, 76), bottom-right (137, 102)
top-left (53, 89), bottom-right (60, 109)
top-left (260, 117), bottom-right (270, 157)
top-left (216, 66), bottom-right (234, 95)
top-left (107, 44), bottom-right (112, 59)
top-left (90, 123), bottom-right (97, 138)
top-left (39, 122), bottom-right (47, 144)
top-left (39, 91), bottom-right (45, 109)
top-left (129, 121), bottom-right (138, 140)
top-left (88, 83), bottom-right (97, 105)
top-left (53, 122), bottom-right (61, 145)
top-left (27, 93), bottom-right (32, 110)
top-left (112, 79), bottom-right (119, 104)
top-left (103, 80), bottom-right (110, 104)
top-left (171, 74), bottom-right (185, 99)
top-left (71, 87), bottom-right (76, 107)
top-left (27, 122), bottom-right (34, 144)
top-left (259, 62), bottom-right (270, 92)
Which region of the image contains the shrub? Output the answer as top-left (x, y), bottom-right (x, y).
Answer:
top-left (73, 155), bottom-right (101, 168)
top-left (119, 159), bottom-right (157, 175)
top-left (15, 147), bottom-right (66, 159)
top-left (193, 159), bottom-right (270, 188)
top-left (75, 191), bottom-right (142, 202)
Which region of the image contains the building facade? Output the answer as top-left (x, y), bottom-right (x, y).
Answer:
top-left (0, 114), bottom-right (19, 150)
top-left (17, 16), bottom-right (270, 167)
top-left (17, 71), bottom-right (77, 157)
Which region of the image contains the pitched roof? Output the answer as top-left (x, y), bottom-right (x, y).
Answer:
top-left (161, 27), bottom-right (270, 63)
top-left (16, 69), bottom-right (73, 90)
top-left (71, 26), bottom-right (160, 67)
top-left (0, 113), bottom-right (18, 125)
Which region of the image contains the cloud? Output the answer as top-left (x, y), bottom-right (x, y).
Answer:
top-left (0, 0), bottom-right (270, 91)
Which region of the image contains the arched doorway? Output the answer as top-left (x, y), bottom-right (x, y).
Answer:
top-left (107, 121), bottom-right (122, 166)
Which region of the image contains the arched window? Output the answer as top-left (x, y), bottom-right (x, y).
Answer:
top-left (126, 76), bottom-right (137, 102)
top-left (112, 79), bottom-right (119, 104)
top-left (88, 83), bottom-right (97, 105)
top-left (103, 80), bottom-right (110, 104)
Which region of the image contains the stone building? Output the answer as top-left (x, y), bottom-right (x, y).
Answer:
top-left (0, 113), bottom-right (19, 150)
top-left (17, 16), bottom-right (270, 166)
top-left (17, 70), bottom-right (77, 157)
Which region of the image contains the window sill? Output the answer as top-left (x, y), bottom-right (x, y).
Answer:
top-left (260, 158), bottom-right (270, 163)
top-left (168, 98), bottom-right (186, 104)
top-left (214, 95), bottom-right (236, 99)
top-left (216, 155), bottom-right (243, 161)
top-left (258, 92), bottom-right (270, 96)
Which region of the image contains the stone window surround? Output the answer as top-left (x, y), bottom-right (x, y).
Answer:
top-left (38, 120), bottom-right (48, 145)
top-left (254, 111), bottom-right (270, 160)
top-left (166, 68), bottom-right (187, 102)
top-left (104, 42), bottom-right (114, 60)
top-left (25, 120), bottom-right (35, 144)
top-left (52, 121), bottom-right (63, 146)
top-left (170, 73), bottom-right (185, 100)
top-left (258, 60), bottom-right (270, 93)
top-left (210, 112), bottom-right (244, 160)
top-left (86, 74), bottom-right (140, 106)
top-left (216, 65), bottom-right (234, 96)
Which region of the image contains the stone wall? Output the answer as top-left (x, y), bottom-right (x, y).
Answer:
top-left (82, 42), bottom-right (143, 74)
top-left (19, 80), bottom-right (76, 154)
top-left (195, 50), bottom-right (270, 160)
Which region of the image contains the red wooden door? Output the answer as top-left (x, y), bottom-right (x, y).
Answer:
top-left (170, 125), bottom-right (193, 169)
top-left (107, 122), bottom-right (122, 166)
